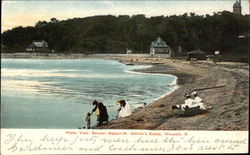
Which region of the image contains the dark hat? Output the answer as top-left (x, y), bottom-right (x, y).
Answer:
top-left (92, 100), bottom-right (98, 105)
top-left (184, 93), bottom-right (190, 97)
top-left (184, 93), bottom-right (190, 98)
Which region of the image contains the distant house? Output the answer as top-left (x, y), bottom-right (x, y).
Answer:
top-left (126, 49), bottom-right (132, 54)
top-left (26, 40), bottom-right (49, 52)
top-left (150, 37), bottom-right (171, 57)
top-left (187, 49), bottom-right (206, 61)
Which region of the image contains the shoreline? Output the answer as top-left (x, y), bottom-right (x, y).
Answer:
top-left (124, 66), bottom-right (179, 105)
top-left (1, 55), bottom-right (249, 130)
top-left (112, 58), bottom-right (189, 116)
top-left (99, 57), bottom-right (249, 130)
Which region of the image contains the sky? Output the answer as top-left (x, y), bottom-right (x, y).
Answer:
top-left (2, 0), bottom-right (250, 32)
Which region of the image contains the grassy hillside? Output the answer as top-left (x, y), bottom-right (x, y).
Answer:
top-left (1, 11), bottom-right (249, 62)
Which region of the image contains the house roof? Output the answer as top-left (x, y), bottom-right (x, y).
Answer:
top-left (27, 40), bottom-right (48, 48)
top-left (151, 37), bottom-right (169, 48)
top-left (33, 42), bottom-right (45, 47)
top-left (233, 1), bottom-right (241, 7)
top-left (187, 49), bottom-right (206, 55)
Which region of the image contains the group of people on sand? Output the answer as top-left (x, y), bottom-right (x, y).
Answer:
top-left (175, 91), bottom-right (207, 111)
top-left (84, 91), bottom-right (207, 129)
top-left (84, 99), bottom-right (132, 129)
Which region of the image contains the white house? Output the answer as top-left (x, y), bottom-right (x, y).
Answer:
top-left (126, 49), bottom-right (132, 54)
top-left (150, 37), bottom-right (171, 57)
top-left (26, 40), bottom-right (49, 52)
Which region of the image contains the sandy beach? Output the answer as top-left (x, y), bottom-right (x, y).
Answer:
top-left (99, 57), bottom-right (249, 130)
top-left (2, 54), bottom-right (249, 130)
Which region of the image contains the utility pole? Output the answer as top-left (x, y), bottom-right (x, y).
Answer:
top-left (249, 0), bottom-right (250, 14)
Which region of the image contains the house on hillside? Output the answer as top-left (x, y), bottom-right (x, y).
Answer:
top-left (26, 40), bottom-right (49, 52)
top-left (126, 49), bottom-right (132, 54)
top-left (187, 49), bottom-right (206, 61)
top-left (150, 37), bottom-right (171, 57)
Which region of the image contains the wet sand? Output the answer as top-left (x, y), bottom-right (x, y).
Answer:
top-left (99, 57), bottom-right (249, 130)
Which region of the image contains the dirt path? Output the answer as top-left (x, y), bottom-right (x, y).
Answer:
top-left (100, 58), bottom-right (249, 130)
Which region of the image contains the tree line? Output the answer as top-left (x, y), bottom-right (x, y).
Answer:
top-left (1, 11), bottom-right (249, 58)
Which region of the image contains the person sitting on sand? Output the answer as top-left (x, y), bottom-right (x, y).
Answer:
top-left (181, 94), bottom-right (197, 110)
top-left (191, 91), bottom-right (206, 110)
top-left (116, 100), bottom-right (132, 117)
top-left (85, 112), bottom-right (91, 129)
top-left (172, 93), bottom-right (207, 115)
top-left (192, 91), bottom-right (203, 102)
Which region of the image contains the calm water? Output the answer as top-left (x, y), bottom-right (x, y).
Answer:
top-left (1, 59), bottom-right (177, 129)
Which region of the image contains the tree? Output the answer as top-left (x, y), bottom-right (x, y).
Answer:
top-left (35, 21), bottom-right (48, 27)
top-left (50, 18), bottom-right (59, 23)
top-left (1, 12), bottom-right (249, 60)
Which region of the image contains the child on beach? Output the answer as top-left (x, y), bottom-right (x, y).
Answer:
top-left (85, 112), bottom-right (91, 129)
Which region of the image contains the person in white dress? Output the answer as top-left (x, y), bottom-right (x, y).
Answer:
top-left (191, 91), bottom-right (206, 110)
top-left (180, 94), bottom-right (197, 110)
top-left (116, 100), bottom-right (132, 118)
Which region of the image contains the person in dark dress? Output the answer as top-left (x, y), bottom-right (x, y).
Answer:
top-left (97, 102), bottom-right (109, 126)
top-left (92, 101), bottom-right (109, 127)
